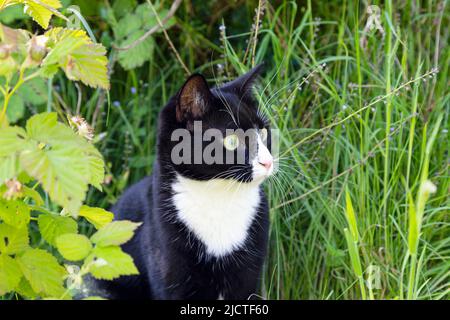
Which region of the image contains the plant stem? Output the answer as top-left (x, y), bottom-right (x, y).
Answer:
top-left (407, 254), bottom-right (417, 299)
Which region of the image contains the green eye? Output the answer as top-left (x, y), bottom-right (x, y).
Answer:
top-left (260, 128), bottom-right (268, 141)
top-left (224, 134), bottom-right (239, 151)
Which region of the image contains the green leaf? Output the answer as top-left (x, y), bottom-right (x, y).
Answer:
top-left (22, 0), bottom-right (62, 29)
top-left (21, 145), bottom-right (89, 215)
top-left (78, 205), bottom-right (113, 229)
top-left (0, 126), bottom-right (28, 157)
top-left (17, 248), bottom-right (66, 298)
top-left (0, 254), bottom-right (22, 295)
top-left (21, 112), bottom-right (105, 215)
top-left (55, 233), bottom-right (92, 261)
top-left (0, 199), bottom-right (30, 227)
top-left (0, 223), bottom-right (28, 255)
top-left (37, 213), bottom-right (77, 246)
top-left (345, 188), bottom-right (359, 242)
top-left (0, 4), bottom-right (27, 24)
top-left (139, 6), bottom-right (175, 31)
top-left (90, 220), bottom-right (141, 247)
top-left (0, 153), bottom-right (20, 185)
top-left (2, 94), bottom-right (25, 123)
top-left (86, 246), bottom-right (138, 280)
top-left (112, 0), bottom-right (136, 19)
top-left (117, 29), bottom-right (154, 70)
top-left (17, 77), bottom-right (48, 106)
top-left (113, 11), bottom-right (142, 40)
top-left (15, 277), bottom-right (38, 299)
top-left (62, 42), bottom-right (109, 89)
top-left (22, 186), bottom-right (44, 205)
top-left (41, 28), bottom-right (109, 89)
top-left (84, 145), bottom-right (104, 191)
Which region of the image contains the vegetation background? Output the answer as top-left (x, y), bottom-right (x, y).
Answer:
top-left (0, 0), bottom-right (448, 299)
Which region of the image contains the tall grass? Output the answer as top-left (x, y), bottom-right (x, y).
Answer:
top-left (51, 0), bottom-right (448, 299)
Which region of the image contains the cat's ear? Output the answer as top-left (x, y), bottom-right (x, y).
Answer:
top-left (221, 63), bottom-right (264, 97)
top-left (176, 74), bottom-right (212, 123)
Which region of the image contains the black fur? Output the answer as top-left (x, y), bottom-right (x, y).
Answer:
top-left (94, 65), bottom-right (270, 299)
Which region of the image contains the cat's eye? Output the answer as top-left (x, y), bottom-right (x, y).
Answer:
top-left (260, 128), bottom-right (268, 141)
top-left (223, 134), bottom-right (239, 151)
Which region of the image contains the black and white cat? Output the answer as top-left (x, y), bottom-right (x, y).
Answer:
top-left (97, 65), bottom-right (274, 299)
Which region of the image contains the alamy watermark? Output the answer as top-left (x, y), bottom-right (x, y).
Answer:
top-left (170, 121), bottom-right (279, 170)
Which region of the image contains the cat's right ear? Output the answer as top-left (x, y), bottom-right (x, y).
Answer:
top-left (176, 74), bottom-right (212, 124)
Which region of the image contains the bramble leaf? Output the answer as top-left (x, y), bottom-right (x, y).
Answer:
top-left (22, 0), bottom-right (62, 29)
top-left (117, 29), bottom-right (154, 70)
top-left (0, 223), bottom-right (28, 254)
top-left (0, 154), bottom-right (20, 184)
top-left (78, 205), bottom-right (113, 229)
top-left (0, 126), bottom-right (27, 157)
top-left (86, 246), bottom-right (138, 280)
top-left (0, 199), bottom-right (30, 227)
top-left (15, 277), bottom-right (38, 299)
top-left (41, 28), bottom-right (109, 89)
top-left (55, 233), bottom-right (92, 261)
top-left (90, 220), bottom-right (141, 246)
top-left (17, 248), bottom-right (66, 298)
top-left (0, 254), bottom-right (22, 295)
top-left (37, 213), bottom-right (77, 246)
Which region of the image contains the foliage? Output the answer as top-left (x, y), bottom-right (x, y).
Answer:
top-left (1, 0), bottom-right (449, 301)
top-left (0, 0), bottom-right (139, 299)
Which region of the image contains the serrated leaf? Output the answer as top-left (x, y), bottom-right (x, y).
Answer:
top-left (112, 0), bottom-right (136, 19)
top-left (90, 220), bottom-right (141, 247)
top-left (55, 233), bottom-right (92, 261)
top-left (22, 0), bottom-right (62, 29)
top-left (17, 77), bottom-right (48, 106)
top-left (117, 29), bottom-right (154, 70)
top-left (62, 42), bottom-right (109, 89)
top-left (0, 199), bottom-right (30, 227)
top-left (4, 94), bottom-right (24, 123)
top-left (22, 113), bottom-right (105, 215)
top-left (17, 248), bottom-right (66, 298)
top-left (0, 126), bottom-right (28, 157)
top-left (138, 6), bottom-right (175, 31)
top-left (25, 112), bottom-right (57, 141)
top-left (41, 28), bottom-right (109, 89)
top-left (15, 277), bottom-right (38, 299)
top-left (0, 153), bottom-right (20, 184)
top-left (0, 254), bottom-right (22, 295)
top-left (86, 246), bottom-right (138, 280)
top-left (85, 145), bottom-right (104, 190)
top-left (22, 186), bottom-right (44, 205)
top-left (113, 11), bottom-right (142, 40)
top-left (37, 213), bottom-right (77, 246)
top-left (78, 205), bottom-right (113, 229)
top-left (0, 223), bottom-right (28, 254)
top-left (21, 145), bottom-right (88, 215)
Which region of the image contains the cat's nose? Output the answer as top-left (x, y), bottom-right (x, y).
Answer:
top-left (259, 158), bottom-right (273, 170)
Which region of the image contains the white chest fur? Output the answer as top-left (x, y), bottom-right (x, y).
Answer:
top-left (172, 174), bottom-right (261, 257)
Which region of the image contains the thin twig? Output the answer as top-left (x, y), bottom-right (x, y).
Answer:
top-left (146, 0), bottom-right (190, 75)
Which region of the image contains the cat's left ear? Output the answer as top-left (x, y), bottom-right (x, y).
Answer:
top-left (221, 63), bottom-right (264, 97)
top-left (176, 74), bottom-right (213, 123)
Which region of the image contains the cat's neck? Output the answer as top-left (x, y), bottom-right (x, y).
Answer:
top-left (171, 174), bottom-right (262, 257)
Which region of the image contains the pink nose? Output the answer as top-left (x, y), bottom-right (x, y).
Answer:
top-left (259, 159), bottom-right (273, 170)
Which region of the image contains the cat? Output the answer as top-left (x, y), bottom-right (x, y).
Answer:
top-left (94, 64), bottom-right (274, 299)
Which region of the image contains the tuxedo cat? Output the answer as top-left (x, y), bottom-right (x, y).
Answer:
top-left (97, 65), bottom-right (273, 299)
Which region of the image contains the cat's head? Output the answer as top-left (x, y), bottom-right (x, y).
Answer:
top-left (159, 64), bottom-right (274, 184)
